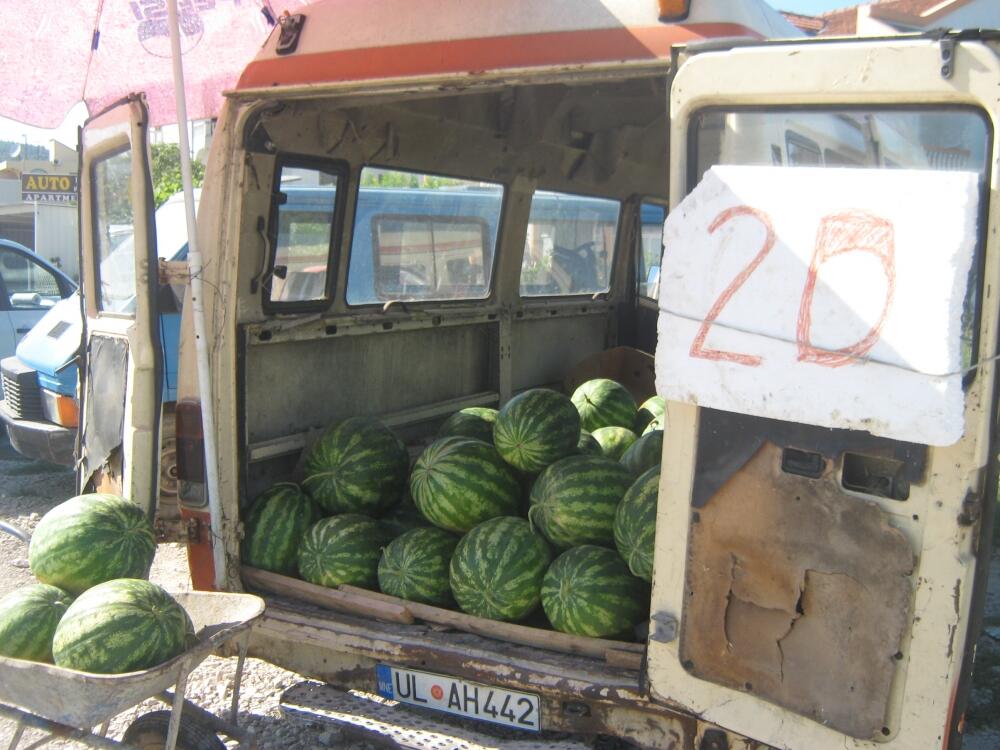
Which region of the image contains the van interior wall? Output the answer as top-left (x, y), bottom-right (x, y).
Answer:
top-left (238, 75), bottom-right (668, 499)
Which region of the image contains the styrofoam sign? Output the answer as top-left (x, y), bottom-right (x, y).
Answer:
top-left (655, 165), bottom-right (980, 446)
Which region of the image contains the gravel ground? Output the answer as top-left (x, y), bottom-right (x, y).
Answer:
top-left (2, 434), bottom-right (1000, 749)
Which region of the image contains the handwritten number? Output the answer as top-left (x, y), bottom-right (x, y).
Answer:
top-left (689, 205), bottom-right (775, 367)
top-left (796, 210), bottom-right (895, 367)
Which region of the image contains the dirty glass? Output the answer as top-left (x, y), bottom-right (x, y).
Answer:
top-left (638, 202), bottom-right (666, 300)
top-left (520, 191), bottom-right (620, 297)
top-left (92, 149), bottom-right (135, 315)
top-left (347, 168), bottom-right (503, 305)
top-left (691, 108), bottom-right (990, 373)
top-left (268, 165), bottom-right (339, 304)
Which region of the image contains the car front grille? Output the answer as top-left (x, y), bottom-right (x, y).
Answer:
top-left (1, 357), bottom-right (43, 420)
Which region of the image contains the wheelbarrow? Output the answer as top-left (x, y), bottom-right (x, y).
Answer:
top-left (0, 520), bottom-right (265, 750)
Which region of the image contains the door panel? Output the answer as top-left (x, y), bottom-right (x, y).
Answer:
top-left (647, 38), bottom-right (1000, 749)
top-left (78, 95), bottom-right (161, 517)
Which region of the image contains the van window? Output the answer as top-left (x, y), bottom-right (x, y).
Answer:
top-left (92, 148), bottom-right (136, 315)
top-left (638, 203), bottom-right (666, 300)
top-left (0, 248), bottom-right (63, 308)
top-left (267, 164), bottom-right (342, 305)
top-left (520, 191), bottom-right (620, 297)
top-left (346, 168), bottom-right (503, 305)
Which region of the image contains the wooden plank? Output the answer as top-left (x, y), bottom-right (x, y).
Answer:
top-left (337, 584), bottom-right (646, 660)
top-left (604, 649), bottom-right (644, 671)
top-left (242, 567), bottom-right (415, 625)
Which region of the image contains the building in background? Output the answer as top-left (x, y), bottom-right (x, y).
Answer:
top-left (783, 0), bottom-right (999, 37)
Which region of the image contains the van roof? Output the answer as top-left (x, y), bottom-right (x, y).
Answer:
top-left (236, 0), bottom-right (801, 92)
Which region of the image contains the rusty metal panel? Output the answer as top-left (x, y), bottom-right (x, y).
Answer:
top-left (678, 442), bottom-right (915, 740)
top-left (511, 316), bottom-right (608, 391)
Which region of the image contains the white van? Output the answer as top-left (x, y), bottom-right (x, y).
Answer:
top-left (74, 2), bottom-right (1000, 748)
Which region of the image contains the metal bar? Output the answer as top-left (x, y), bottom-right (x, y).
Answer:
top-left (230, 636), bottom-right (249, 726)
top-left (5, 721), bottom-right (24, 750)
top-left (0, 704), bottom-right (125, 750)
top-left (97, 720), bottom-right (110, 737)
top-left (164, 666), bottom-right (189, 750)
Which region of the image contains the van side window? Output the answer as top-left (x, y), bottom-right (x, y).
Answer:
top-left (520, 191), bottom-right (620, 297)
top-left (92, 148), bottom-right (136, 315)
top-left (785, 131), bottom-right (822, 166)
top-left (638, 203), bottom-right (666, 300)
top-left (267, 163), bottom-right (342, 306)
top-left (346, 168), bottom-right (503, 305)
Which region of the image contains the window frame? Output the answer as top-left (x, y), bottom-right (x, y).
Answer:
top-left (637, 199), bottom-right (668, 302)
top-left (0, 243), bottom-right (73, 311)
top-left (344, 164), bottom-right (508, 309)
top-left (261, 154), bottom-right (350, 315)
top-left (518, 188), bottom-right (624, 301)
top-left (90, 144), bottom-right (137, 318)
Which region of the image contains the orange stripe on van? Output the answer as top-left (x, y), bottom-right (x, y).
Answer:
top-left (236, 24), bottom-right (757, 90)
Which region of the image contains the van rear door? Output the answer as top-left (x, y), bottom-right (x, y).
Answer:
top-left (77, 95), bottom-right (162, 518)
top-left (647, 36), bottom-right (999, 749)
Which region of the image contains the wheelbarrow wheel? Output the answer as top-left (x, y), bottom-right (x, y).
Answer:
top-left (121, 710), bottom-right (226, 750)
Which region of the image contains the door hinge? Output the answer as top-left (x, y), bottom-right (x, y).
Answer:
top-left (958, 490), bottom-right (981, 526)
top-left (939, 37), bottom-right (956, 79)
top-left (649, 612), bottom-right (678, 643)
top-left (158, 259), bottom-right (191, 286)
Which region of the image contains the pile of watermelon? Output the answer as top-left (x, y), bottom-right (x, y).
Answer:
top-left (243, 377), bottom-right (666, 641)
top-left (0, 493), bottom-right (194, 672)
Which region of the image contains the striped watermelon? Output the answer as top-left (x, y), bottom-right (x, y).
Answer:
top-left (591, 426), bottom-right (638, 461)
top-left (614, 466), bottom-right (659, 582)
top-left (410, 437), bottom-right (520, 533)
top-left (450, 517), bottom-right (552, 621)
top-left (635, 396), bottom-right (666, 435)
top-left (241, 483), bottom-right (320, 576)
top-left (0, 584), bottom-right (73, 663)
top-left (577, 430), bottom-right (602, 456)
top-left (620, 430), bottom-right (663, 477)
top-left (493, 389), bottom-right (580, 473)
top-left (571, 379), bottom-right (637, 432)
top-left (298, 514), bottom-right (390, 589)
top-left (528, 455), bottom-right (633, 548)
top-left (541, 545), bottom-right (648, 638)
top-left (378, 527), bottom-right (459, 605)
top-left (52, 579), bottom-right (194, 673)
top-left (29, 494), bottom-right (156, 596)
top-left (302, 417), bottom-right (409, 515)
top-left (437, 407), bottom-right (498, 444)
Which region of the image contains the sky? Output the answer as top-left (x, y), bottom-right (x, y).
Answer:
top-left (768, 0), bottom-right (854, 13)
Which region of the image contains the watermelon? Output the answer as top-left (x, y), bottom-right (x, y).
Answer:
top-left (571, 379), bottom-right (637, 432)
top-left (302, 417), bottom-right (409, 515)
top-left (577, 430), bottom-right (602, 456)
top-left (493, 389), bottom-right (580, 473)
top-left (298, 514), bottom-right (389, 589)
top-left (437, 407), bottom-right (498, 444)
top-left (614, 466), bottom-right (659, 582)
top-left (241, 483), bottom-right (321, 576)
top-left (634, 395), bottom-right (666, 434)
top-left (541, 545), bottom-right (648, 638)
top-left (52, 579), bottom-right (194, 673)
top-left (450, 517), bottom-right (552, 621)
top-left (378, 527), bottom-right (459, 605)
top-left (591, 426), bottom-right (638, 461)
top-left (528, 455), bottom-right (633, 548)
top-left (29, 494), bottom-right (156, 596)
top-left (620, 430), bottom-right (663, 477)
top-left (0, 584), bottom-right (73, 663)
top-left (379, 497), bottom-right (429, 538)
top-left (410, 437), bottom-right (520, 533)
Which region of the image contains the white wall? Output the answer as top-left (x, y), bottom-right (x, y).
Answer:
top-left (34, 203), bottom-right (78, 281)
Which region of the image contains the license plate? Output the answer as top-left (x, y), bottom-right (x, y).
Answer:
top-left (375, 664), bottom-right (541, 732)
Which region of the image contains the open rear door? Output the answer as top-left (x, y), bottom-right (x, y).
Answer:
top-left (648, 36), bottom-right (1000, 749)
top-left (77, 95), bottom-right (162, 518)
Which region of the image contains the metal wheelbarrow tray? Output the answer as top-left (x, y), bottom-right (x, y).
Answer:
top-left (0, 590), bottom-right (264, 748)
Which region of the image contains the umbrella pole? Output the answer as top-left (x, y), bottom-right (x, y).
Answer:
top-left (166, 0), bottom-right (228, 592)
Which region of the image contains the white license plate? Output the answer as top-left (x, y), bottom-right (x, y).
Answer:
top-left (375, 664), bottom-right (541, 732)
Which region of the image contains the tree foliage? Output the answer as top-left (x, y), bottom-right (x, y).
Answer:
top-left (151, 143), bottom-right (204, 207)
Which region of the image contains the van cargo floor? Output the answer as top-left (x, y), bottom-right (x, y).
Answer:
top-left (280, 681), bottom-right (593, 750)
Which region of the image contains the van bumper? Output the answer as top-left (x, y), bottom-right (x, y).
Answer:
top-left (0, 401), bottom-right (76, 466)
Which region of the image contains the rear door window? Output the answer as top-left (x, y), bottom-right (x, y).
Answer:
top-left (638, 202), bottom-right (666, 300)
top-left (519, 191), bottom-right (620, 297)
top-left (346, 168), bottom-right (503, 305)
